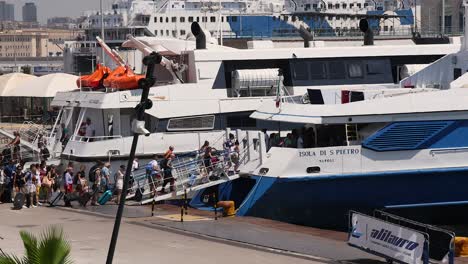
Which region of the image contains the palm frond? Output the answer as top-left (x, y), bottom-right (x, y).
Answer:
top-left (19, 230), bottom-right (39, 263)
top-left (0, 251), bottom-right (27, 264)
top-left (1, 226), bottom-right (73, 264)
top-left (36, 226), bottom-right (72, 264)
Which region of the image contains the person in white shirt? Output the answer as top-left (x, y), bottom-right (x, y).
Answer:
top-left (145, 156), bottom-right (160, 193)
top-left (132, 158), bottom-right (139, 172)
top-left (85, 118), bottom-right (95, 142)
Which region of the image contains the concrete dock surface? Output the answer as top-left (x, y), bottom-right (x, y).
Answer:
top-left (0, 204), bottom-right (325, 264)
top-left (1, 203), bottom-right (467, 263)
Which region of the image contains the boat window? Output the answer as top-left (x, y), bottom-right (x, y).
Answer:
top-left (202, 17), bottom-right (207, 22)
top-left (166, 17), bottom-right (169, 23)
top-left (154, 30), bottom-right (158, 36)
top-left (167, 115), bottom-right (215, 131)
top-left (293, 61), bottom-right (309, 80)
top-left (309, 61), bottom-right (326, 80)
top-left (221, 17), bottom-right (224, 22)
top-left (160, 30), bottom-right (163, 36)
top-left (366, 61), bottom-right (385, 75)
top-left (180, 30), bottom-right (186, 36)
top-left (227, 16), bottom-right (230, 22)
top-left (188, 16), bottom-right (193, 22)
top-left (328, 61), bottom-right (346, 79)
top-left (226, 114), bottom-right (256, 128)
top-left (335, 3), bottom-right (340, 9)
top-left (196, 17), bottom-right (200, 22)
top-left (210, 16), bottom-right (216, 22)
top-left (172, 17), bottom-right (177, 23)
top-left (180, 17), bottom-right (185, 23)
top-left (348, 62), bottom-right (363, 78)
top-left (160, 17), bottom-right (163, 23)
top-left (154, 17), bottom-right (157, 23)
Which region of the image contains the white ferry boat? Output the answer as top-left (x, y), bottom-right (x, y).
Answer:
top-left (193, 7), bottom-right (468, 229)
top-left (50, 22), bottom-right (458, 169)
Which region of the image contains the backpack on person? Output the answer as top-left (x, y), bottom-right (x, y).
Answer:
top-left (89, 168), bottom-right (97, 183)
top-left (160, 159), bottom-right (168, 170)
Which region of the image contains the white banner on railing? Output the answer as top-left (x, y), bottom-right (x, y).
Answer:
top-left (349, 212), bottom-right (426, 264)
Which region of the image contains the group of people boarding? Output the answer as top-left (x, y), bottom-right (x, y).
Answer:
top-left (0, 158), bottom-right (60, 208)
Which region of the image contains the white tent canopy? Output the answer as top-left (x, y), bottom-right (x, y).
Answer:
top-left (0, 73), bottom-right (38, 97)
top-left (2, 73), bottom-right (78, 97)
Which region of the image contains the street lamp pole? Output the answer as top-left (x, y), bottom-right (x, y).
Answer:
top-left (105, 52), bottom-right (161, 264)
top-left (100, 0), bottom-right (105, 65)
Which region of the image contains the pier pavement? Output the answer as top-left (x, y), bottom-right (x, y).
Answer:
top-left (3, 203), bottom-right (467, 263)
top-left (0, 204), bottom-right (325, 264)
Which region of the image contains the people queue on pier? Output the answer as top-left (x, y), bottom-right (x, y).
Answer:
top-left (0, 153), bottom-right (128, 208)
top-left (0, 131), bottom-right (248, 208)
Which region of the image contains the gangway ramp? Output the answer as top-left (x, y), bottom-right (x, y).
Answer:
top-left (126, 130), bottom-right (266, 206)
top-left (0, 128), bottom-right (40, 153)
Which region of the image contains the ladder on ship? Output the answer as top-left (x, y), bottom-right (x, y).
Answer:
top-left (345, 124), bottom-right (359, 146)
top-left (125, 130), bottom-right (266, 205)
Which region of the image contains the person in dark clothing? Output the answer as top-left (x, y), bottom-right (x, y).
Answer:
top-left (161, 154), bottom-right (175, 193)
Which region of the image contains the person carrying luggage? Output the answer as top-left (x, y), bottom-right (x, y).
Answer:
top-left (88, 162), bottom-right (102, 206)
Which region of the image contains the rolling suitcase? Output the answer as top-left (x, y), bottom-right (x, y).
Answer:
top-left (13, 192), bottom-right (25, 210)
top-left (98, 190), bottom-right (113, 205)
top-left (48, 191), bottom-right (64, 207)
top-left (79, 188), bottom-right (99, 207)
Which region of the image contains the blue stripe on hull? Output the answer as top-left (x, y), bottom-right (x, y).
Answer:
top-left (236, 167), bottom-right (468, 229)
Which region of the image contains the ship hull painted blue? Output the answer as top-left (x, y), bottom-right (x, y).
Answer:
top-left (235, 167), bottom-right (468, 229)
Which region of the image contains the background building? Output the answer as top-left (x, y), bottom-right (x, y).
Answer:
top-left (0, 29), bottom-right (82, 58)
top-left (420, 0), bottom-right (463, 34)
top-left (47, 17), bottom-right (78, 29)
top-left (0, 1), bottom-right (15, 21)
top-left (22, 2), bottom-right (37, 23)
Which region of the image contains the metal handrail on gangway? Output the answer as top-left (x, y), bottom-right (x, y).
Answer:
top-left (125, 130), bottom-right (265, 205)
top-left (0, 121), bottom-right (49, 161)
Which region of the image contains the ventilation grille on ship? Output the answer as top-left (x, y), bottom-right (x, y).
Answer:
top-left (362, 121), bottom-right (456, 151)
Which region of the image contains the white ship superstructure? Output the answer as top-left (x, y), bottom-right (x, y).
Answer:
top-left (52, 28), bottom-right (458, 165)
top-left (78, 0), bottom-right (415, 38)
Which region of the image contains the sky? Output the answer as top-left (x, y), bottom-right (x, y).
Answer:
top-left (5, 0), bottom-right (115, 23)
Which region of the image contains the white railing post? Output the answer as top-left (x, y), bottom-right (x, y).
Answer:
top-left (245, 132), bottom-right (250, 162)
top-left (258, 132), bottom-right (263, 165)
